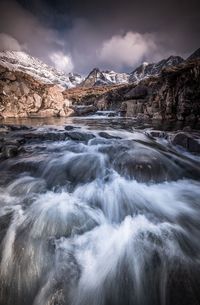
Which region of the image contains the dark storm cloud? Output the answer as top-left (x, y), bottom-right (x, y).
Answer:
top-left (0, 0), bottom-right (199, 74)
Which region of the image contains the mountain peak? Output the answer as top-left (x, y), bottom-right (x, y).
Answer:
top-left (129, 55), bottom-right (184, 83)
top-left (81, 68), bottom-right (129, 87)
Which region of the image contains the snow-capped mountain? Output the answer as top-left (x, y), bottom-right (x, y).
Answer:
top-left (129, 56), bottom-right (184, 83)
top-left (0, 51), bottom-right (192, 89)
top-left (81, 68), bottom-right (129, 87)
top-left (81, 56), bottom-right (184, 87)
top-left (0, 51), bottom-right (83, 88)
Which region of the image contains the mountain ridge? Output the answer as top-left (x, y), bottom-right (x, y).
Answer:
top-left (0, 51), bottom-right (83, 88)
top-left (1, 49), bottom-right (198, 89)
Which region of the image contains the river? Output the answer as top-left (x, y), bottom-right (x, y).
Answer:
top-left (0, 115), bottom-right (200, 305)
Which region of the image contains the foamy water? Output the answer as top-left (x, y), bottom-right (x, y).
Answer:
top-left (0, 123), bottom-right (200, 305)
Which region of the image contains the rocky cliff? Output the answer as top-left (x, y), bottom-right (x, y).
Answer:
top-left (0, 66), bottom-right (74, 118)
top-left (94, 59), bottom-right (200, 126)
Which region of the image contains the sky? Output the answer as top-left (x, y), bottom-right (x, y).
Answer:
top-left (0, 0), bottom-right (199, 74)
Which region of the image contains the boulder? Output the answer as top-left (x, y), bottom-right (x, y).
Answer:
top-left (171, 132), bottom-right (200, 153)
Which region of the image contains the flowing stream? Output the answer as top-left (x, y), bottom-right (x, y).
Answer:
top-left (0, 117), bottom-right (200, 305)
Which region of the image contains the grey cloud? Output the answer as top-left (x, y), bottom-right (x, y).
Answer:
top-left (0, 0), bottom-right (74, 72)
top-left (0, 0), bottom-right (199, 74)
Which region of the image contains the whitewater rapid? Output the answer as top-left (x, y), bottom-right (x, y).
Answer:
top-left (0, 123), bottom-right (200, 305)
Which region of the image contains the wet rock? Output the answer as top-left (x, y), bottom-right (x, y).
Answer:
top-left (145, 130), bottom-right (168, 139)
top-left (65, 131), bottom-right (95, 142)
top-left (171, 132), bottom-right (200, 153)
top-left (98, 132), bottom-right (121, 139)
top-left (73, 105), bottom-right (97, 116)
top-left (9, 125), bottom-right (30, 131)
top-left (112, 146), bottom-right (182, 182)
top-left (64, 153), bottom-right (105, 185)
top-left (64, 125), bottom-right (79, 131)
top-left (1, 145), bottom-right (19, 158)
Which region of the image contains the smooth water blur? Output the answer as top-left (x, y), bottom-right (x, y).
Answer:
top-left (0, 118), bottom-right (200, 305)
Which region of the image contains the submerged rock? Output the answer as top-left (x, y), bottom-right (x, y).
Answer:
top-left (98, 132), bottom-right (121, 139)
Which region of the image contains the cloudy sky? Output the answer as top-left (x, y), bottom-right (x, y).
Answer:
top-left (0, 0), bottom-right (199, 74)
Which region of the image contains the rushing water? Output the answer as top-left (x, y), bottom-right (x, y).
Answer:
top-left (0, 117), bottom-right (200, 305)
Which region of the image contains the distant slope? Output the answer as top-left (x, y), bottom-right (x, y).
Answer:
top-left (0, 51), bottom-right (83, 88)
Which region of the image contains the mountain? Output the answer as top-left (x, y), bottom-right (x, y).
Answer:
top-left (81, 56), bottom-right (184, 87)
top-left (81, 68), bottom-right (129, 87)
top-left (187, 48), bottom-right (200, 61)
top-left (0, 51), bottom-right (83, 88)
top-left (129, 56), bottom-right (184, 83)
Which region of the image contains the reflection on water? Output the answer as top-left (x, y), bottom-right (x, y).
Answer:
top-left (0, 118), bottom-right (200, 305)
top-left (1, 115), bottom-right (197, 131)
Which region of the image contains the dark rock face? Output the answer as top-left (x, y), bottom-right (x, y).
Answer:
top-left (95, 59), bottom-right (200, 125)
top-left (124, 86), bottom-right (148, 99)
